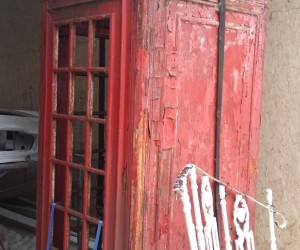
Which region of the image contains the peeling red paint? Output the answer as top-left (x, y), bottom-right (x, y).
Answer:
top-left (129, 0), bottom-right (267, 249)
top-left (36, 3), bottom-right (267, 249)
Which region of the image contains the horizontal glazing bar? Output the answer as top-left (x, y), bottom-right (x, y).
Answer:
top-left (90, 67), bottom-right (109, 73)
top-left (87, 167), bottom-right (105, 176)
top-left (72, 149), bottom-right (105, 155)
top-left (87, 117), bottom-right (107, 124)
top-left (53, 114), bottom-right (106, 124)
top-left (69, 162), bottom-right (85, 171)
top-left (55, 205), bottom-right (100, 225)
top-left (53, 15), bottom-right (112, 26)
top-left (52, 160), bottom-right (105, 176)
top-left (53, 67), bottom-right (109, 74)
top-left (53, 160), bottom-right (105, 176)
top-left (55, 205), bottom-right (83, 219)
top-left (69, 163), bottom-right (105, 176)
top-left (52, 158), bottom-right (67, 166)
top-left (74, 111), bottom-right (107, 116)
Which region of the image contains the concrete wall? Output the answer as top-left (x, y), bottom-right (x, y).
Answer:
top-left (255, 1), bottom-right (300, 249)
top-left (0, 0), bottom-right (40, 111)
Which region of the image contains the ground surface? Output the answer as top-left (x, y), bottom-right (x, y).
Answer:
top-left (0, 222), bottom-right (35, 250)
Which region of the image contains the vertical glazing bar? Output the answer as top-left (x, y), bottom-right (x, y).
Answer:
top-left (103, 15), bottom-right (117, 249)
top-left (37, 8), bottom-right (56, 247)
top-left (49, 65), bottom-right (56, 248)
top-left (53, 24), bottom-right (70, 250)
top-left (63, 23), bottom-right (75, 250)
top-left (114, 3), bottom-right (126, 247)
top-left (68, 24), bottom-right (75, 115)
top-left (87, 20), bottom-right (93, 118)
top-left (51, 26), bottom-right (58, 204)
top-left (81, 19), bottom-right (93, 250)
top-left (98, 38), bottom-right (106, 164)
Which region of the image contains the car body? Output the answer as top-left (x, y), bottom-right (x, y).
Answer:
top-left (0, 110), bottom-right (38, 171)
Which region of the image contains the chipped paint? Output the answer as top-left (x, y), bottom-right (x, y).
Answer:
top-left (128, 0), bottom-right (267, 249)
top-left (130, 111), bottom-right (149, 249)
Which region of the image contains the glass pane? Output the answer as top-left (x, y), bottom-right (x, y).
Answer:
top-left (91, 122), bottom-right (105, 170)
top-left (54, 163), bottom-right (66, 203)
top-left (56, 73), bottom-right (69, 115)
top-left (92, 75), bottom-right (108, 118)
top-left (92, 19), bottom-right (110, 67)
top-left (74, 22), bottom-right (88, 67)
top-left (54, 119), bottom-right (68, 161)
top-left (70, 167), bottom-right (84, 213)
top-left (57, 24), bottom-right (70, 68)
top-left (69, 215), bottom-right (83, 250)
top-left (71, 120), bottom-right (86, 165)
top-left (88, 172), bottom-right (104, 220)
top-left (53, 209), bottom-right (66, 248)
top-left (88, 222), bottom-right (102, 250)
top-left (73, 75), bottom-right (87, 115)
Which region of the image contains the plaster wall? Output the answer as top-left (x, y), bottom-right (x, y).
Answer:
top-left (0, 0), bottom-right (40, 110)
top-left (255, 1), bottom-right (300, 249)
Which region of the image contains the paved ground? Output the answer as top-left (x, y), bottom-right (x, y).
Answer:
top-left (0, 223), bottom-right (35, 250)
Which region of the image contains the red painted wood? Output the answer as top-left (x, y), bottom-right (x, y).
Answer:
top-left (38, 1), bottom-right (125, 249)
top-left (48, 0), bottom-right (96, 9)
top-left (37, 3), bottom-right (54, 249)
top-left (39, 0), bottom-right (266, 249)
top-left (127, 0), bottom-right (267, 249)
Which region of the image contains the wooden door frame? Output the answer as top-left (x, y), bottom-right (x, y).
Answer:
top-left (37, 1), bottom-right (132, 249)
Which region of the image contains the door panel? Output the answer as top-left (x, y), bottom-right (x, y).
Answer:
top-left (38, 2), bottom-right (121, 249)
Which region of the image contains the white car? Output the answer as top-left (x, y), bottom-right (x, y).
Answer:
top-left (0, 110), bottom-right (38, 171)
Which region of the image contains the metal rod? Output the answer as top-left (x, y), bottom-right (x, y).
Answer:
top-left (215, 0), bottom-right (226, 232)
top-left (93, 220), bottom-right (103, 250)
top-left (46, 202), bottom-right (57, 250)
top-left (194, 165), bottom-right (286, 228)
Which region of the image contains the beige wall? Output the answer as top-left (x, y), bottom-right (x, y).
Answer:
top-left (0, 0), bottom-right (40, 110)
top-left (255, 1), bottom-right (300, 249)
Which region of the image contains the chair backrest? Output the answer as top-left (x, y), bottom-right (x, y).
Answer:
top-left (173, 164), bottom-right (282, 250)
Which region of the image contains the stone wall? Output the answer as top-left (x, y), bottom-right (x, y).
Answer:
top-left (255, 1), bottom-right (300, 249)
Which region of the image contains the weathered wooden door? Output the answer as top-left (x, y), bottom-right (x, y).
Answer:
top-left (37, 1), bottom-right (125, 249)
top-left (128, 1), bottom-right (267, 249)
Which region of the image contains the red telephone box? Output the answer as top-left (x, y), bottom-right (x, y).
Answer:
top-left (38, 0), bottom-right (267, 249)
top-left (126, 1), bottom-right (267, 249)
top-left (38, 0), bottom-right (130, 249)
